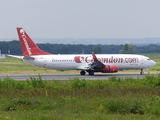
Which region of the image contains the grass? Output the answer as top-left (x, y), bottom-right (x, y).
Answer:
top-left (0, 54), bottom-right (160, 119)
top-left (0, 76), bottom-right (160, 119)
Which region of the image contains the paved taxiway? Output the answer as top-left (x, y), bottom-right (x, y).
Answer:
top-left (0, 74), bottom-right (149, 80)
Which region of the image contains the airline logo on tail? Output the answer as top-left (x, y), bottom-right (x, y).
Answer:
top-left (20, 29), bottom-right (32, 55)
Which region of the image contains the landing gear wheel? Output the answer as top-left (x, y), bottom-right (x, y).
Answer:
top-left (140, 72), bottom-right (144, 75)
top-left (80, 71), bottom-right (86, 75)
top-left (140, 69), bottom-right (144, 75)
top-left (89, 71), bottom-right (94, 75)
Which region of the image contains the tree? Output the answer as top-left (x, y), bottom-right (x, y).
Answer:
top-left (120, 44), bottom-right (135, 54)
top-left (92, 45), bottom-right (102, 54)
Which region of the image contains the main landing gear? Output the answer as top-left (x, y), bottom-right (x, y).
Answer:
top-left (88, 71), bottom-right (94, 75)
top-left (80, 70), bottom-right (86, 75)
top-left (81, 69), bottom-right (145, 75)
top-left (140, 69), bottom-right (144, 75)
top-left (80, 70), bottom-right (94, 75)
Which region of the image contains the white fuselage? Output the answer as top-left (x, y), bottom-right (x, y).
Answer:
top-left (23, 54), bottom-right (156, 70)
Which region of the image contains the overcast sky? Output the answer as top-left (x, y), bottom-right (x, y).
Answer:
top-left (0, 0), bottom-right (160, 39)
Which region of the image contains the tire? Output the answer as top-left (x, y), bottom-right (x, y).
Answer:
top-left (89, 71), bottom-right (94, 75)
top-left (80, 71), bottom-right (86, 75)
top-left (140, 71), bottom-right (144, 75)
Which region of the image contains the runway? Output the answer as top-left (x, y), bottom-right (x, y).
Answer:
top-left (0, 73), bottom-right (148, 80)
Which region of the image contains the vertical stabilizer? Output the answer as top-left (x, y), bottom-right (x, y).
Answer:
top-left (17, 27), bottom-right (52, 56)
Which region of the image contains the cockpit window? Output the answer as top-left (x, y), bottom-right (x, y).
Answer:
top-left (147, 59), bottom-right (151, 60)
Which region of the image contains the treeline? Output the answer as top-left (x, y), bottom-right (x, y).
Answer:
top-left (0, 40), bottom-right (160, 55)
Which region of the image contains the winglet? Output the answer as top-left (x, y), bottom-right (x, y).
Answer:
top-left (91, 51), bottom-right (99, 61)
top-left (17, 27), bottom-right (52, 56)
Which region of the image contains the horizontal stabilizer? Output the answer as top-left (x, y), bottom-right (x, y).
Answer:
top-left (8, 55), bottom-right (35, 60)
top-left (7, 55), bottom-right (23, 59)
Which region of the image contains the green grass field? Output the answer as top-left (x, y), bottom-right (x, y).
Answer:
top-left (0, 76), bottom-right (160, 119)
top-left (0, 54), bottom-right (159, 119)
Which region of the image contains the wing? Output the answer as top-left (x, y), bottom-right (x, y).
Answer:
top-left (88, 52), bottom-right (105, 71)
top-left (85, 52), bottom-right (118, 73)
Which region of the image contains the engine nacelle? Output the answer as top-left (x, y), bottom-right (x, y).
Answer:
top-left (101, 65), bottom-right (118, 73)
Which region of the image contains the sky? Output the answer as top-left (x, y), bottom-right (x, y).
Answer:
top-left (0, 0), bottom-right (160, 39)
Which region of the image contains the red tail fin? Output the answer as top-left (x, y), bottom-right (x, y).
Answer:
top-left (17, 27), bottom-right (52, 56)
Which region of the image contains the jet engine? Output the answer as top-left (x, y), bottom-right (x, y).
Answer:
top-left (101, 65), bottom-right (118, 73)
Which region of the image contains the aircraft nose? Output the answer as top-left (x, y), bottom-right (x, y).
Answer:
top-left (151, 60), bottom-right (156, 66)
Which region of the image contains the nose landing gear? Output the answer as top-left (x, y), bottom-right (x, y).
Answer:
top-left (140, 69), bottom-right (144, 75)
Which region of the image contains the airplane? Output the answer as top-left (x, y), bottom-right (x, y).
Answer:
top-left (8, 27), bottom-right (156, 75)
